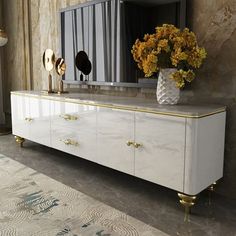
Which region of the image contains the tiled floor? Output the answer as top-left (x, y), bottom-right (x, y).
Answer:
top-left (0, 135), bottom-right (236, 236)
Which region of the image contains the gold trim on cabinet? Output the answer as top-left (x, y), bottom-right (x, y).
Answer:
top-left (11, 92), bottom-right (226, 119)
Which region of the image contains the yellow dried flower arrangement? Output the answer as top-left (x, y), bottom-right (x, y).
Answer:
top-left (131, 24), bottom-right (207, 88)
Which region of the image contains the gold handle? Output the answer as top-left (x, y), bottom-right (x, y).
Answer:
top-left (59, 114), bottom-right (79, 121)
top-left (126, 140), bottom-right (134, 146)
top-left (133, 142), bottom-right (142, 148)
top-left (61, 138), bottom-right (79, 147)
top-left (25, 117), bottom-right (33, 122)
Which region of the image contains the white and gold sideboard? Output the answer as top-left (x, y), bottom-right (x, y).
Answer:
top-left (11, 91), bottom-right (226, 214)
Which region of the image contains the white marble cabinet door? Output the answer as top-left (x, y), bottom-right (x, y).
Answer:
top-left (51, 101), bottom-right (97, 162)
top-left (97, 107), bottom-right (135, 175)
top-left (28, 97), bottom-right (51, 146)
top-left (11, 94), bottom-right (30, 139)
top-left (135, 112), bottom-right (186, 192)
top-left (184, 112), bottom-right (226, 195)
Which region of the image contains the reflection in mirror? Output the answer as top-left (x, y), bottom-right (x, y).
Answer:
top-left (60, 0), bottom-right (186, 84)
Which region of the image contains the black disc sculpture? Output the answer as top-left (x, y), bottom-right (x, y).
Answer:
top-left (75, 51), bottom-right (92, 81)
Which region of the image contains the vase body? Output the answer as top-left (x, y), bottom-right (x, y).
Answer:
top-left (156, 68), bottom-right (180, 105)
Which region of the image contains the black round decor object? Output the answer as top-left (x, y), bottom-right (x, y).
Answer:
top-left (75, 51), bottom-right (88, 70)
top-left (75, 51), bottom-right (92, 76)
top-left (82, 60), bottom-right (92, 75)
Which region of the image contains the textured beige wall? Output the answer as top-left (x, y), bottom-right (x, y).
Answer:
top-left (2, 0), bottom-right (236, 198)
top-left (183, 0), bottom-right (236, 197)
top-left (185, 0), bottom-right (236, 99)
top-left (3, 0), bottom-right (29, 113)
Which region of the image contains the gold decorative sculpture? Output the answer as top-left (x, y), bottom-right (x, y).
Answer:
top-left (55, 57), bottom-right (68, 94)
top-left (0, 29), bottom-right (8, 47)
top-left (42, 49), bottom-right (55, 93)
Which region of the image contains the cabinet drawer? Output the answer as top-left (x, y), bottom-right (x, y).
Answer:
top-left (134, 112), bottom-right (186, 192)
top-left (51, 126), bottom-right (96, 162)
top-left (51, 101), bottom-right (96, 130)
top-left (51, 128), bottom-right (80, 157)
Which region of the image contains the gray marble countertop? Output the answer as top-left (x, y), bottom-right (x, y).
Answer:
top-left (11, 91), bottom-right (226, 118)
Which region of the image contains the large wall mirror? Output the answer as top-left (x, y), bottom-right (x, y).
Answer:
top-left (60, 0), bottom-right (186, 86)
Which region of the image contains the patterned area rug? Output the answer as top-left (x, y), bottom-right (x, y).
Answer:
top-left (0, 154), bottom-right (168, 236)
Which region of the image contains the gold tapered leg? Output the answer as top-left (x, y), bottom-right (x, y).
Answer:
top-left (178, 193), bottom-right (197, 222)
top-left (15, 136), bottom-right (25, 147)
top-left (208, 182), bottom-right (217, 192)
top-left (207, 182), bottom-right (217, 205)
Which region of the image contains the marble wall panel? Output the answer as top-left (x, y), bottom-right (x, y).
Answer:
top-left (30, 0), bottom-right (88, 91)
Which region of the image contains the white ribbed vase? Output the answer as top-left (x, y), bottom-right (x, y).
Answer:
top-left (156, 68), bottom-right (180, 105)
